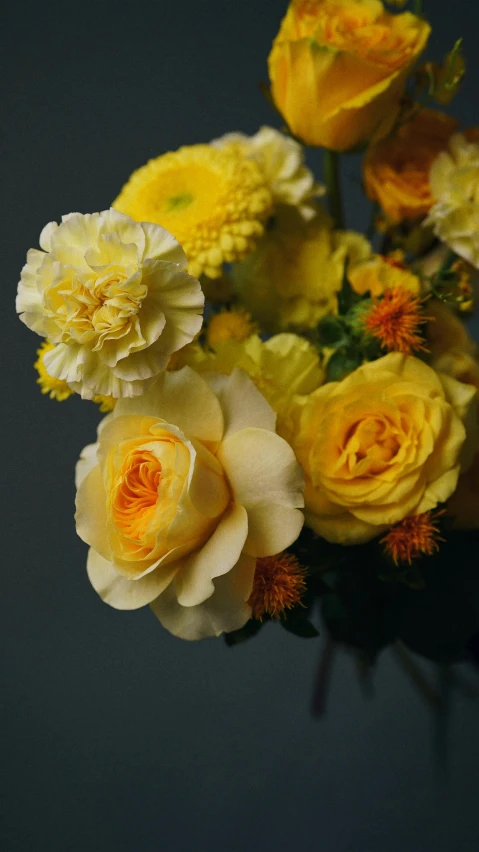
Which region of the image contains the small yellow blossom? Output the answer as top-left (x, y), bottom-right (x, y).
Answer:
top-left (349, 254), bottom-right (421, 297)
top-left (92, 394), bottom-right (117, 413)
top-left (206, 309), bottom-right (256, 348)
top-left (232, 207), bottom-right (371, 332)
top-left (113, 144), bottom-right (273, 279)
top-left (34, 341), bottom-right (73, 401)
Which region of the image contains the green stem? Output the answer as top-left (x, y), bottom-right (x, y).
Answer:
top-left (323, 149), bottom-right (344, 230)
top-left (414, 0), bottom-right (423, 15)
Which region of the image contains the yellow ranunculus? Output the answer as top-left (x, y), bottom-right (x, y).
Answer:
top-left (232, 207), bottom-right (371, 331)
top-left (348, 253), bottom-right (421, 296)
top-left (16, 210), bottom-right (204, 399)
top-left (267, 0), bottom-right (430, 152)
top-left (363, 109), bottom-right (458, 223)
top-left (291, 353), bottom-right (477, 544)
top-left (75, 366), bottom-right (304, 640)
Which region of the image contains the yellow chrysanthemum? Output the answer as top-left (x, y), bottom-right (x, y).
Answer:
top-left (206, 309), bottom-right (257, 348)
top-left (34, 341), bottom-right (74, 401)
top-left (113, 145), bottom-right (273, 279)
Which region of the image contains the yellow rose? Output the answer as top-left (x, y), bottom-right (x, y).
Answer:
top-left (75, 367), bottom-right (304, 640)
top-left (16, 210), bottom-right (204, 399)
top-left (427, 132), bottom-right (479, 268)
top-left (291, 353), bottom-right (477, 544)
top-left (363, 109), bottom-right (458, 222)
top-left (232, 207), bottom-right (370, 331)
top-left (348, 253), bottom-right (421, 296)
top-left (267, 0), bottom-right (430, 152)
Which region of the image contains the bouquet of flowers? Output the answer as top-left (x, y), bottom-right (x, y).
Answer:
top-left (15, 0), bottom-right (479, 689)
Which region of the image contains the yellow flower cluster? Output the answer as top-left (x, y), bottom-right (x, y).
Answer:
top-left (15, 0), bottom-right (479, 645)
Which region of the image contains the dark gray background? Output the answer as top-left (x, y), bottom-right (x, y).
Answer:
top-left (2, 1), bottom-right (479, 850)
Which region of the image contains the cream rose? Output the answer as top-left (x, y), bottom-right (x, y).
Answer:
top-left (16, 209), bottom-right (204, 398)
top-left (75, 366), bottom-right (304, 639)
top-left (291, 353), bottom-right (477, 544)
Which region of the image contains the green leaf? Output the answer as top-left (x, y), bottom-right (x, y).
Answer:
top-left (326, 347), bottom-right (362, 382)
top-left (318, 315), bottom-right (348, 348)
top-left (224, 618), bottom-right (264, 646)
top-left (281, 615), bottom-right (320, 638)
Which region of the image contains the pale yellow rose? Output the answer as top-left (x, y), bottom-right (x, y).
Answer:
top-left (268, 0), bottom-right (430, 152)
top-left (232, 207), bottom-right (371, 331)
top-left (291, 353), bottom-right (477, 544)
top-left (348, 254), bottom-right (421, 296)
top-left (427, 132), bottom-right (479, 268)
top-left (16, 210), bottom-right (204, 399)
top-left (213, 125), bottom-right (324, 219)
top-left (75, 366), bottom-right (304, 640)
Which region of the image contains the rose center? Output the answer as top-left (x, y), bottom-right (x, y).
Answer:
top-left (344, 416), bottom-right (400, 472)
top-left (112, 449), bottom-right (162, 540)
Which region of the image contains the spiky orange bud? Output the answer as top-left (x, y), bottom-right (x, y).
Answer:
top-left (249, 552), bottom-right (307, 620)
top-left (381, 511), bottom-right (445, 565)
top-left (363, 285), bottom-right (429, 355)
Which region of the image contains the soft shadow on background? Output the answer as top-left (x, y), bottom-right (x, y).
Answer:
top-left (2, 1), bottom-right (479, 850)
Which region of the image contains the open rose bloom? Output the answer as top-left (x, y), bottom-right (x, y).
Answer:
top-left (75, 367), bottom-right (304, 639)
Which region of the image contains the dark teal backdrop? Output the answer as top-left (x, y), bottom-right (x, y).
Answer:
top-left (2, 2), bottom-right (479, 850)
